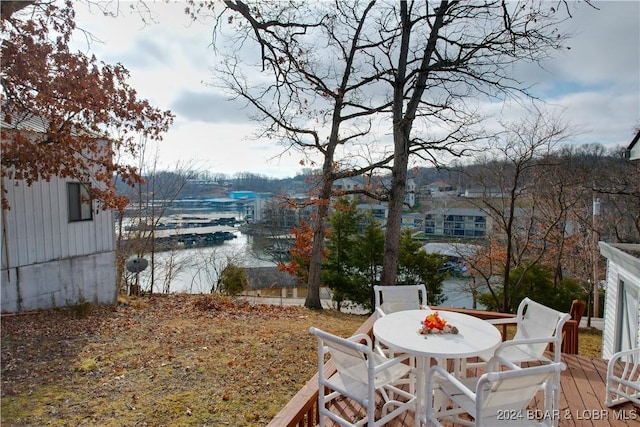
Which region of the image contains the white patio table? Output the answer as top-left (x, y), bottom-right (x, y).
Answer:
top-left (373, 309), bottom-right (502, 424)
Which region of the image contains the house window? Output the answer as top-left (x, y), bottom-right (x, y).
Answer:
top-left (68, 182), bottom-right (93, 222)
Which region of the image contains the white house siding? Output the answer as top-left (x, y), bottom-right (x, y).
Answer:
top-left (1, 176), bottom-right (116, 312)
top-left (599, 243), bottom-right (640, 359)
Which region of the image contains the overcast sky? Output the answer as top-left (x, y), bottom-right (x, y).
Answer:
top-left (71, 1), bottom-right (640, 179)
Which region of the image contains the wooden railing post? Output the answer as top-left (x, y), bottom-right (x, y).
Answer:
top-left (561, 319), bottom-right (579, 355)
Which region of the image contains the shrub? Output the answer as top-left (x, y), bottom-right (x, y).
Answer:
top-left (219, 264), bottom-right (248, 296)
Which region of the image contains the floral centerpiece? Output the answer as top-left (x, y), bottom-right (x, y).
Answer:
top-left (419, 311), bottom-right (459, 335)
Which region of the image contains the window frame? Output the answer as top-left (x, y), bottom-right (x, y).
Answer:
top-left (68, 182), bottom-right (93, 222)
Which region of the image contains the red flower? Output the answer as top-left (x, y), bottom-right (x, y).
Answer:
top-left (424, 312), bottom-right (447, 330)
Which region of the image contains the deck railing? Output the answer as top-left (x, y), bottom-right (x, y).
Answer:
top-left (266, 307), bottom-right (579, 427)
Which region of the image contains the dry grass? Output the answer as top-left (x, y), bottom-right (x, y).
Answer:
top-left (1, 294), bottom-right (603, 426)
top-left (1, 294), bottom-right (364, 426)
top-left (577, 326), bottom-right (604, 358)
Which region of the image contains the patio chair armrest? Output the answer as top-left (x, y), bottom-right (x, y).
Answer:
top-left (427, 365), bottom-right (476, 402)
top-left (376, 307), bottom-right (386, 318)
top-left (374, 352), bottom-right (414, 372)
top-left (348, 333), bottom-right (373, 348)
top-left (487, 317), bottom-right (518, 326)
top-left (374, 343), bottom-right (388, 358)
top-left (494, 336), bottom-right (559, 361)
top-left (420, 304), bottom-right (431, 311)
top-left (483, 361), bottom-right (565, 383)
top-left (495, 336), bottom-right (557, 351)
top-left (487, 355), bottom-right (523, 372)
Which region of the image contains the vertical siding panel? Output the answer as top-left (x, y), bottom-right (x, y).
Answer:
top-left (107, 211), bottom-right (115, 250)
top-left (88, 204), bottom-right (97, 252)
top-left (603, 261), bottom-right (619, 359)
top-left (88, 215), bottom-right (95, 253)
top-left (13, 181), bottom-right (29, 266)
top-left (93, 205), bottom-right (101, 251)
top-left (31, 181), bottom-right (46, 263)
top-left (83, 219), bottom-right (92, 254)
top-left (98, 206), bottom-right (107, 250)
top-left (68, 222), bottom-right (79, 257)
top-left (39, 179), bottom-right (54, 262)
top-left (25, 180), bottom-right (37, 262)
top-left (49, 178), bottom-right (64, 260)
top-left (59, 179), bottom-right (72, 258)
top-left (97, 208), bottom-right (115, 252)
top-left (56, 181), bottom-right (65, 254)
top-left (8, 181), bottom-right (20, 264)
top-left (22, 180), bottom-right (35, 263)
top-left (71, 222), bottom-right (81, 257)
top-left (95, 208), bottom-right (105, 251)
top-left (2, 179), bottom-right (18, 268)
top-left (80, 220), bottom-right (90, 255)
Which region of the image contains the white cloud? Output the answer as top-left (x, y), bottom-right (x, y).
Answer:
top-left (72, 1), bottom-right (640, 178)
top-left (171, 90), bottom-right (253, 124)
top-left (151, 120), bottom-right (307, 178)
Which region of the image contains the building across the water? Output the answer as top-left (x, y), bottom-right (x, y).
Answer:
top-left (424, 207), bottom-right (489, 239)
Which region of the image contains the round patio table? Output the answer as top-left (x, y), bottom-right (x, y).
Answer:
top-left (373, 309), bottom-right (502, 423)
top-left (374, 309), bottom-right (502, 360)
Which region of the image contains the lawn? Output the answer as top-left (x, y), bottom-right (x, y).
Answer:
top-left (1, 294), bottom-right (602, 426)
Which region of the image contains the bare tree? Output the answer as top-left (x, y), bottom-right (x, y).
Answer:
top-left (530, 149), bottom-right (588, 286)
top-left (465, 112), bottom-right (573, 311)
top-left (245, 197), bottom-right (308, 265)
top-left (191, 247), bottom-right (248, 293)
top-left (192, 0), bottom-right (584, 308)
top-left (195, 1), bottom-right (401, 308)
top-left (378, 1), bottom-right (583, 287)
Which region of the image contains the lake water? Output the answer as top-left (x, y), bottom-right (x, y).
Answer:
top-left (133, 232), bottom-right (273, 294)
top-left (131, 231), bottom-right (484, 309)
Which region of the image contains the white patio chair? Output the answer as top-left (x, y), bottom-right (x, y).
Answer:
top-left (425, 356), bottom-right (566, 427)
top-left (466, 298), bottom-right (570, 421)
top-left (309, 327), bottom-right (418, 427)
top-left (484, 298), bottom-right (571, 366)
top-left (373, 284), bottom-right (429, 363)
top-left (605, 347), bottom-right (640, 407)
top-left (373, 284), bottom-right (429, 318)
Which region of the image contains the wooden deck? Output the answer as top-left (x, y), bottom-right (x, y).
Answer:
top-left (307, 353), bottom-right (639, 427)
top-left (268, 310), bottom-right (640, 427)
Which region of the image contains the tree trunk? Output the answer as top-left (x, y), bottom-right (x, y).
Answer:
top-left (305, 162), bottom-right (335, 310)
top-left (305, 205), bottom-right (327, 309)
top-left (380, 131), bottom-right (410, 286)
top-left (380, 1), bottom-right (448, 287)
top-left (502, 181), bottom-right (519, 312)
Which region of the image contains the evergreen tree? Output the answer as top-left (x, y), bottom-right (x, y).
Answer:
top-left (397, 229), bottom-right (448, 305)
top-left (323, 199), bottom-right (367, 311)
top-left (352, 214), bottom-right (385, 290)
top-left (219, 264), bottom-right (248, 296)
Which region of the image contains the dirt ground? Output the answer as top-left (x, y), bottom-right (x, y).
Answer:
top-left (1, 294), bottom-right (366, 426)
